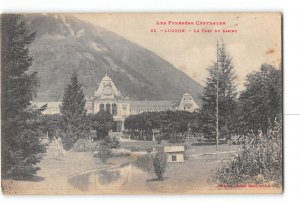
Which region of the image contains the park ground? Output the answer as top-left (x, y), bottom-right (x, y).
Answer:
top-left (1, 139), bottom-right (280, 194)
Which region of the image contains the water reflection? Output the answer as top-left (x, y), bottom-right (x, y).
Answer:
top-left (68, 160), bottom-right (152, 192)
top-left (98, 170), bottom-right (120, 185)
top-left (68, 173), bottom-right (91, 191)
top-left (134, 154), bottom-right (154, 173)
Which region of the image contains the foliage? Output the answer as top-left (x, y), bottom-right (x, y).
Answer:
top-left (40, 114), bottom-right (63, 139)
top-left (60, 72), bottom-right (88, 148)
top-left (238, 64), bottom-right (282, 133)
top-left (72, 138), bottom-right (97, 152)
top-left (210, 120), bottom-right (282, 186)
top-left (1, 14), bottom-right (47, 179)
top-left (102, 136), bottom-right (120, 149)
top-left (92, 136), bottom-right (120, 160)
top-left (59, 132), bottom-right (73, 150)
top-left (95, 143), bottom-right (112, 163)
top-left (124, 110), bottom-right (198, 141)
top-left (169, 134), bottom-right (185, 144)
top-left (87, 111), bottom-right (114, 140)
top-left (135, 154), bottom-right (154, 174)
top-left (200, 42), bottom-right (238, 140)
top-left (153, 152), bottom-right (168, 180)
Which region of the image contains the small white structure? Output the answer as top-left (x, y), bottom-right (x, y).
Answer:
top-left (164, 146), bottom-right (185, 163)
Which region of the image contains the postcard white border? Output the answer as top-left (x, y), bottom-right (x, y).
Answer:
top-left (1, 0), bottom-right (300, 204)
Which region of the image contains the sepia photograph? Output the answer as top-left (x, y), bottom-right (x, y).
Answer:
top-left (1, 13), bottom-right (282, 194)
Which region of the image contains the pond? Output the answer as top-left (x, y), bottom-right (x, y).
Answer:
top-left (68, 157), bottom-right (155, 193)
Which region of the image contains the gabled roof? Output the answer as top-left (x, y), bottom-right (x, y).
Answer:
top-left (94, 73), bottom-right (121, 98)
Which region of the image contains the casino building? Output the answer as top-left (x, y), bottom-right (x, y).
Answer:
top-left (33, 73), bottom-right (199, 132)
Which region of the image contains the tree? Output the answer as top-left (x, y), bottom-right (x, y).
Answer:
top-left (238, 64), bottom-right (282, 133)
top-left (40, 114), bottom-right (64, 139)
top-left (60, 72), bottom-right (87, 149)
top-left (200, 41), bottom-right (238, 140)
top-left (1, 14), bottom-right (47, 179)
top-left (88, 111), bottom-right (114, 140)
top-left (124, 111), bottom-right (198, 141)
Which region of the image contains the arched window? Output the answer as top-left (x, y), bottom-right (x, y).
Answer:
top-left (112, 103), bottom-right (117, 116)
top-left (106, 103), bottom-right (111, 113)
top-left (99, 104), bottom-right (105, 112)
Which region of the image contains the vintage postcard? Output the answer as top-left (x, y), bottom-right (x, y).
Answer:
top-left (1, 13), bottom-right (282, 194)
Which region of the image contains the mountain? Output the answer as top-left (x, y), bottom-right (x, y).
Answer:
top-left (23, 14), bottom-right (203, 102)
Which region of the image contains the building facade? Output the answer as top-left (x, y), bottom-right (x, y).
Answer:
top-left (33, 74), bottom-right (199, 132)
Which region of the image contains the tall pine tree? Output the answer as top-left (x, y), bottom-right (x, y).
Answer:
top-left (200, 41), bottom-right (237, 140)
top-left (60, 72), bottom-right (87, 149)
top-left (1, 14), bottom-right (46, 179)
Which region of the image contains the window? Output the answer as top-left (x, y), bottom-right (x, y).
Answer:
top-left (112, 103), bottom-right (117, 116)
top-left (172, 155), bottom-right (177, 161)
top-left (106, 103), bottom-right (111, 113)
top-left (99, 104), bottom-right (105, 112)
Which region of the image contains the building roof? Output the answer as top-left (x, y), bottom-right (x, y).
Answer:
top-left (94, 73), bottom-right (121, 98)
top-left (129, 100), bottom-right (175, 107)
top-left (164, 146), bottom-right (185, 153)
top-left (102, 73), bottom-right (112, 81)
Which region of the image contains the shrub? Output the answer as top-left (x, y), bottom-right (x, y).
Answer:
top-left (95, 144), bottom-right (111, 163)
top-left (103, 136), bottom-right (120, 149)
top-left (73, 138), bottom-right (98, 152)
top-left (135, 154), bottom-right (154, 173)
top-left (209, 121), bottom-right (282, 187)
top-left (61, 132), bottom-right (73, 150)
top-left (153, 152), bottom-right (168, 180)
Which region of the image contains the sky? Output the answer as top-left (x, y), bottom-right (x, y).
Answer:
top-left (74, 13), bottom-right (281, 90)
